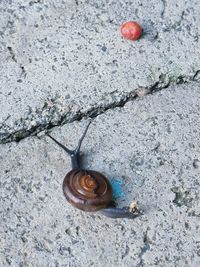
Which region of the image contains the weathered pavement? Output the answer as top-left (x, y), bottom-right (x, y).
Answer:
top-left (1, 0), bottom-right (200, 143)
top-left (1, 1), bottom-right (200, 267)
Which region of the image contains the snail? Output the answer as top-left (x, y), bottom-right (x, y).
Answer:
top-left (47, 121), bottom-right (141, 219)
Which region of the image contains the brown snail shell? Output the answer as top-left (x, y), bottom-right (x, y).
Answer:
top-left (63, 169), bottom-right (113, 212)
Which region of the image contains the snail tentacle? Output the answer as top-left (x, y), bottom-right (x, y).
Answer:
top-left (75, 121), bottom-right (91, 154)
top-left (47, 121), bottom-right (91, 170)
top-left (47, 133), bottom-right (73, 155)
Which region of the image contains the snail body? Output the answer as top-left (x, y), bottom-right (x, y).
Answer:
top-left (47, 122), bottom-right (141, 219)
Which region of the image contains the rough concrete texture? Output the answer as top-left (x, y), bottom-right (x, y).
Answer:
top-left (1, 1), bottom-right (200, 267)
top-left (1, 83), bottom-right (200, 267)
top-left (1, 0), bottom-right (200, 143)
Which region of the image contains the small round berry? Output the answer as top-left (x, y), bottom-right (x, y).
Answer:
top-left (120, 21), bottom-right (142, 41)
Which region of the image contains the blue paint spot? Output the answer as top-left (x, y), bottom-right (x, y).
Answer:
top-left (111, 179), bottom-right (125, 199)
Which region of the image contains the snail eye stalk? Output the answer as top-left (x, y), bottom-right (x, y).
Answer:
top-left (47, 121), bottom-right (91, 170)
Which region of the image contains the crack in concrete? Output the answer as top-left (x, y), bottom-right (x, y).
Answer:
top-left (0, 71), bottom-right (200, 145)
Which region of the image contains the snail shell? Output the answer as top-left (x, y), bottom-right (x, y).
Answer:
top-left (63, 169), bottom-right (113, 212)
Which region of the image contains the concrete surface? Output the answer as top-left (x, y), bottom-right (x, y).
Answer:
top-left (1, 83), bottom-right (200, 267)
top-left (1, 1), bottom-right (200, 267)
top-left (0, 0), bottom-right (200, 143)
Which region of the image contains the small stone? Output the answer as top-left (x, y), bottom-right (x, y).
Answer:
top-left (129, 201), bottom-right (139, 213)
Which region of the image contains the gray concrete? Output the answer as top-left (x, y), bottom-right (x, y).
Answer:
top-left (1, 1), bottom-right (200, 267)
top-left (0, 0), bottom-right (200, 143)
top-left (1, 83), bottom-right (200, 267)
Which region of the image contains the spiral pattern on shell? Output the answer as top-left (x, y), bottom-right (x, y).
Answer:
top-left (63, 169), bottom-right (113, 212)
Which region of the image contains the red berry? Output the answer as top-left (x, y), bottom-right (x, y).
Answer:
top-left (120, 21), bottom-right (142, 41)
